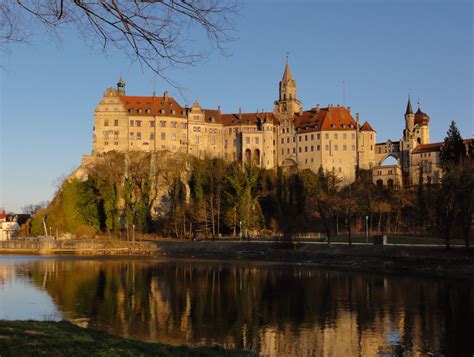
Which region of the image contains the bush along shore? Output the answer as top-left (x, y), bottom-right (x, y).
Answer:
top-left (0, 320), bottom-right (254, 357)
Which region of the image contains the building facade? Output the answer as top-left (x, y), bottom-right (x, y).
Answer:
top-left (90, 62), bottom-right (378, 183)
top-left (89, 62), bottom-right (469, 187)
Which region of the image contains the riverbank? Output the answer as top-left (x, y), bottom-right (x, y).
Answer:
top-left (154, 240), bottom-right (474, 280)
top-left (2, 239), bottom-right (474, 280)
top-left (0, 320), bottom-right (253, 356)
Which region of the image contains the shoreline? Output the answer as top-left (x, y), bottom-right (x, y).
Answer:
top-left (0, 320), bottom-right (253, 356)
top-left (2, 239), bottom-right (474, 281)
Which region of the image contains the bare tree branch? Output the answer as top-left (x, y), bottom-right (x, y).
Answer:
top-left (0, 0), bottom-right (239, 86)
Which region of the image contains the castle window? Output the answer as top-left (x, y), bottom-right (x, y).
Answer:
top-left (104, 141), bottom-right (109, 145)
top-left (182, 123), bottom-right (188, 129)
top-left (130, 120), bottom-right (134, 127)
top-left (343, 145), bottom-right (347, 151)
top-left (246, 137), bottom-right (250, 144)
top-left (299, 147), bottom-right (302, 153)
top-left (334, 145), bottom-right (338, 151)
top-left (287, 137), bottom-right (290, 144)
top-left (317, 145), bottom-right (320, 151)
top-left (305, 146), bottom-right (308, 152)
top-left (311, 134), bottom-right (314, 140)
top-left (305, 135), bottom-right (308, 141)
top-left (299, 136), bottom-right (302, 142)
top-left (114, 131), bottom-right (119, 138)
top-left (137, 109), bottom-right (142, 114)
top-left (130, 132), bottom-right (134, 140)
top-left (293, 137), bottom-right (295, 143)
top-left (104, 119), bottom-right (109, 126)
top-left (171, 121), bottom-right (177, 128)
top-left (161, 133), bottom-right (166, 140)
top-left (172, 133), bottom-right (176, 141)
top-left (351, 133), bottom-right (355, 140)
top-left (114, 119), bottom-right (119, 126)
top-left (317, 133), bottom-right (321, 140)
top-left (150, 133), bottom-right (155, 140)
top-left (146, 109), bottom-right (151, 114)
top-left (149, 121), bottom-right (155, 127)
top-left (255, 137), bottom-right (259, 144)
top-left (160, 121), bottom-right (166, 127)
top-left (137, 132), bottom-right (141, 140)
top-left (114, 142), bottom-right (118, 146)
top-left (281, 138), bottom-right (284, 144)
top-left (311, 145), bottom-right (314, 151)
top-left (325, 133), bottom-right (329, 139)
top-left (334, 133), bottom-right (338, 139)
top-left (128, 109), bottom-right (134, 114)
top-left (293, 148), bottom-right (295, 153)
top-left (325, 145), bottom-right (329, 151)
top-left (136, 120), bottom-right (142, 127)
top-left (343, 133), bottom-right (347, 139)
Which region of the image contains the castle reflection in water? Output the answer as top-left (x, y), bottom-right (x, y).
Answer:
top-left (2, 257), bottom-right (473, 356)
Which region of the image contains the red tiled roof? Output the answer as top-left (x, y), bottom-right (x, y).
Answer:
top-left (360, 121), bottom-right (375, 132)
top-left (119, 95), bottom-right (186, 117)
top-left (412, 142), bottom-right (443, 154)
top-left (0, 210), bottom-right (6, 219)
top-left (221, 112), bottom-right (276, 126)
top-left (202, 109), bottom-right (222, 124)
top-left (293, 107), bottom-right (358, 132)
top-left (412, 138), bottom-right (473, 154)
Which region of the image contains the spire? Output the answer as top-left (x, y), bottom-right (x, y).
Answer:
top-left (405, 96), bottom-right (413, 115)
top-left (282, 55), bottom-right (293, 82)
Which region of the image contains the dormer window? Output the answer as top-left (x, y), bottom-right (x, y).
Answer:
top-left (146, 109), bottom-right (151, 114)
top-left (128, 109), bottom-right (134, 114)
top-left (160, 109), bottom-right (165, 114)
top-left (137, 109), bottom-right (142, 114)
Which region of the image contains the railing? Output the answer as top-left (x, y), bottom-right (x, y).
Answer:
top-left (0, 239), bottom-right (157, 255)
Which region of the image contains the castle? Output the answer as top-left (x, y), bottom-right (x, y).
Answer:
top-left (89, 61), bottom-right (445, 187)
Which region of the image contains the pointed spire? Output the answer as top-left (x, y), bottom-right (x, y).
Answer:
top-left (282, 55), bottom-right (293, 82)
top-left (405, 96), bottom-right (413, 115)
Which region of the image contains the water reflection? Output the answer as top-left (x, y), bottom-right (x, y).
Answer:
top-left (1, 256), bottom-right (473, 356)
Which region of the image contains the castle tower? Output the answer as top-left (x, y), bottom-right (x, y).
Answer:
top-left (117, 77), bottom-right (126, 96)
top-left (404, 96), bottom-right (414, 135)
top-left (274, 57), bottom-right (301, 117)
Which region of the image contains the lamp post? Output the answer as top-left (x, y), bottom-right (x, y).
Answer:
top-left (239, 221), bottom-right (242, 241)
top-left (365, 216), bottom-right (369, 244)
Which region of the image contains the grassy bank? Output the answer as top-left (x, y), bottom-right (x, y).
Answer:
top-left (0, 320), bottom-right (253, 357)
top-left (154, 240), bottom-right (474, 280)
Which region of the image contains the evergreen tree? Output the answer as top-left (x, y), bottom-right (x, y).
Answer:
top-left (440, 121), bottom-right (466, 169)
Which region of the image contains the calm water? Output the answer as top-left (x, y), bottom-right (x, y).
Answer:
top-left (0, 256), bottom-right (473, 356)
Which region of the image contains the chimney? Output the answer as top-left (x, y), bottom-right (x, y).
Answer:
top-left (316, 104), bottom-right (320, 113)
top-left (217, 105), bottom-right (221, 112)
top-left (347, 106), bottom-right (351, 112)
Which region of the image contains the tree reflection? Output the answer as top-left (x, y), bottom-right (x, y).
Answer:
top-left (18, 259), bottom-right (474, 356)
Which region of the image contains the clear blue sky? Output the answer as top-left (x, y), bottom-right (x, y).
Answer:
top-left (1, 0), bottom-right (472, 212)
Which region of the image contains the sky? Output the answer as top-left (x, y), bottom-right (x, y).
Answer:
top-left (1, 0), bottom-right (473, 212)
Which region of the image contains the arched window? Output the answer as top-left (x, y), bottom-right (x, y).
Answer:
top-left (254, 149), bottom-right (261, 165)
top-left (245, 149), bottom-right (251, 164)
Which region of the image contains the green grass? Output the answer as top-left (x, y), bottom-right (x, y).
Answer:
top-left (0, 320), bottom-right (254, 357)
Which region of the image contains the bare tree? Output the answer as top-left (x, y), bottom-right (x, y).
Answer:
top-left (0, 1), bottom-right (239, 84)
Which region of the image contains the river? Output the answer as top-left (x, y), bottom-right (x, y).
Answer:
top-left (0, 256), bottom-right (472, 356)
